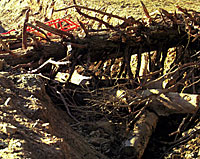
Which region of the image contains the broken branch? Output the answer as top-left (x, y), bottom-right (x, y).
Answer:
top-left (22, 8), bottom-right (30, 49)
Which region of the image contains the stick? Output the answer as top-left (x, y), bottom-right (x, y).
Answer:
top-left (0, 35), bottom-right (14, 55)
top-left (56, 90), bottom-right (79, 123)
top-left (35, 21), bottom-right (73, 38)
top-left (26, 23), bottom-right (50, 41)
top-left (55, 5), bottom-right (134, 24)
top-left (121, 110), bottom-right (158, 159)
top-left (140, 1), bottom-right (153, 23)
top-left (30, 58), bottom-right (71, 73)
top-left (22, 8), bottom-right (30, 49)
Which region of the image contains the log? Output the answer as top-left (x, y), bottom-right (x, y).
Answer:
top-left (1, 28), bottom-right (187, 62)
top-left (120, 110), bottom-right (158, 159)
top-left (140, 89), bottom-right (200, 116)
top-left (0, 25), bottom-right (198, 72)
top-left (0, 42), bottom-right (66, 67)
top-left (39, 80), bottom-right (108, 159)
top-left (71, 28), bottom-right (187, 63)
top-left (118, 89), bottom-right (199, 159)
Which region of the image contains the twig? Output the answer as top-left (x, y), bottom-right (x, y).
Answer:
top-left (159, 127), bottom-right (200, 159)
top-left (35, 21), bottom-right (74, 39)
top-left (0, 35), bottom-right (14, 55)
top-left (26, 23), bottom-right (50, 41)
top-left (4, 97), bottom-right (11, 106)
top-left (191, 51), bottom-right (200, 58)
top-left (127, 100), bottom-right (153, 128)
top-left (13, 61), bottom-right (33, 70)
top-left (55, 5), bottom-right (133, 24)
top-left (140, 1), bottom-right (153, 23)
top-left (56, 89), bottom-right (79, 123)
top-left (176, 5), bottom-right (197, 24)
top-left (192, 73), bottom-right (196, 93)
top-left (22, 8), bottom-right (30, 50)
top-left (160, 8), bottom-right (177, 24)
top-left (77, 18), bottom-right (88, 36)
top-left (144, 62), bottom-right (200, 88)
top-left (30, 58), bottom-right (71, 73)
top-left (169, 115), bottom-right (188, 139)
top-left (72, 0), bottom-right (116, 30)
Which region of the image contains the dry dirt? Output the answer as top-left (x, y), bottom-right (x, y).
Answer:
top-left (1, 0), bottom-right (200, 31)
top-left (0, 0), bottom-right (200, 159)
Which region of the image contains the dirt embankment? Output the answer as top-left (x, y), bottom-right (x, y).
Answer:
top-left (0, 1), bottom-right (107, 158)
top-left (0, 65), bottom-right (107, 158)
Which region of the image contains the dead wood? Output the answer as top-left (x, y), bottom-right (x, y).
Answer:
top-left (121, 110), bottom-right (158, 159)
top-left (22, 8), bottom-right (30, 50)
top-left (0, 34), bottom-right (13, 55)
top-left (140, 89), bottom-right (200, 115)
top-left (35, 21), bottom-right (74, 39)
top-left (67, 27), bottom-right (186, 64)
top-left (0, 1), bottom-right (200, 159)
top-left (0, 42), bottom-right (66, 67)
top-left (38, 79), bottom-right (108, 159)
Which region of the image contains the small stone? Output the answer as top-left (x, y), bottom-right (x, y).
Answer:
top-left (15, 141), bottom-right (22, 148)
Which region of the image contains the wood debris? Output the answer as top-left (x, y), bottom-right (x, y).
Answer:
top-left (0, 1), bottom-right (199, 158)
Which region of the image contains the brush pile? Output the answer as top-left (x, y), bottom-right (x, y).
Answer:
top-left (0, 0), bottom-right (200, 158)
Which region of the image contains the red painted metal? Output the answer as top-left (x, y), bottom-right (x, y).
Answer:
top-left (0, 18), bottom-right (79, 35)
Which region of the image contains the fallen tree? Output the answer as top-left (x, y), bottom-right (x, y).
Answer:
top-left (1, 1), bottom-right (200, 77)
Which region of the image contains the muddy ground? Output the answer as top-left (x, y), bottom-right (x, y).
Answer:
top-left (0, 0), bottom-right (200, 159)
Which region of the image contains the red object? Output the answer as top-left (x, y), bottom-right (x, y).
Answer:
top-left (0, 29), bottom-right (16, 35)
top-left (0, 18), bottom-right (79, 35)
